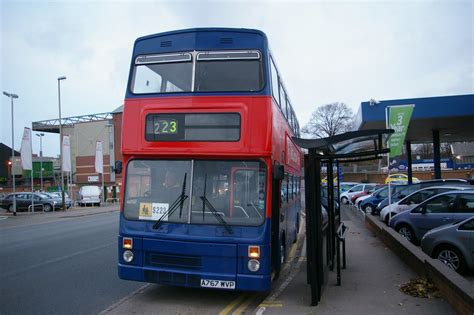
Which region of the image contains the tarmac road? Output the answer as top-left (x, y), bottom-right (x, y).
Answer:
top-left (0, 211), bottom-right (143, 315)
top-left (0, 208), bottom-right (274, 315)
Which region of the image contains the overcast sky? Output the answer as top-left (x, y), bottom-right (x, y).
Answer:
top-left (1, 0), bottom-right (473, 157)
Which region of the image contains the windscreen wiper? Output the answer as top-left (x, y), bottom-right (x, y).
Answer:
top-left (153, 173), bottom-right (188, 229)
top-left (198, 174), bottom-right (232, 233)
top-left (200, 195), bottom-right (233, 234)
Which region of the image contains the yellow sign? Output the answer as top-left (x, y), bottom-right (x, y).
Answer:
top-left (139, 202), bottom-right (152, 219)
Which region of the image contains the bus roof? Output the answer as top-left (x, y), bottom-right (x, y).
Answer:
top-left (132, 28), bottom-right (268, 57)
top-left (135, 27), bottom-right (267, 42)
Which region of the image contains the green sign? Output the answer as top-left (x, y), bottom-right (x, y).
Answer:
top-left (388, 105), bottom-right (414, 157)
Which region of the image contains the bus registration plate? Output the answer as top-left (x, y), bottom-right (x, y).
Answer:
top-left (200, 279), bottom-right (235, 290)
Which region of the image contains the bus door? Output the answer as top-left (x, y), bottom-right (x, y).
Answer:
top-left (271, 164), bottom-right (285, 277)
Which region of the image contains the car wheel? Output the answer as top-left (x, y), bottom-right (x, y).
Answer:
top-left (396, 224), bottom-right (418, 244)
top-left (44, 204), bottom-right (52, 212)
top-left (341, 197), bottom-right (349, 205)
top-left (8, 204), bottom-right (14, 212)
top-left (364, 205), bottom-right (373, 214)
top-left (436, 245), bottom-right (467, 274)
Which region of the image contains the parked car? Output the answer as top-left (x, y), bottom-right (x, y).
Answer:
top-left (421, 216), bottom-right (474, 274)
top-left (1, 192), bottom-right (64, 212)
top-left (389, 190), bottom-right (474, 244)
top-left (47, 191), bottom-right (73, 208)
top-left (339, 182), bottom-right (359, 193)
top-left (374, 179), bottom-right (472, 215)
top-left (379, 186), bottom-right (472, 224)
top-left (385, 173), bottom-right (420, 184)
top-left (354, 193), bottom-right (371, 209)
top-left (77, 185), bottom-right (101, 206)
top-left (360, 186), bottom-right (395, 214)
top-left (351, 185), bottom-right (384, 206)
top-left (350, 191), bottom-right (367, 204)
top-left (340, 183), bottom-right (377, 205)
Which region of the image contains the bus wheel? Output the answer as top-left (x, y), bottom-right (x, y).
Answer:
top-left (280, 242), bottom-right (286, 265)
top-left (293, 217), bottom-right (299, 243)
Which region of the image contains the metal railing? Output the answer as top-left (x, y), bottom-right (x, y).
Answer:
top-left (28, 204), bottom-right (44, 213)
top-left (105, 198), bottom-right (120, 206)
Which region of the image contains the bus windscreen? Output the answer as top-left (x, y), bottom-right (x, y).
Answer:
top-left (124, 159), bottom-right (266, 226)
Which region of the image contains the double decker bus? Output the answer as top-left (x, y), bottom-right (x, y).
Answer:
top-left (118, 28), bottom-right (302, 292)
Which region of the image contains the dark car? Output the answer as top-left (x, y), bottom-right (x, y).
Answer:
top-left (389, 190), bottom-right (474, 244)
top-left (373, 179), bottom-right (471, 215)
top-left (361, 185), bottom-right (400, 214)
top-left (421, 216), bottom-right (474, 274)
top-left (1, 192), bottom-right (64, 212)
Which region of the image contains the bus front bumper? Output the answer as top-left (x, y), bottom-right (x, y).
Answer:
top-left (118, 263), bottom-right (271, 292)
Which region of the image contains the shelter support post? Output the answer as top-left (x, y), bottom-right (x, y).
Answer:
top-left (304, 151), bottom-right (323, 306)
top-left (305, 154), bottom-right (312, 285)
top-left (335, 161), bottom-right (341, 221)
top-left (406, 141), bottom-right (413, 184)
top-left (327, 159), bottom-right (335, 271)
top-left (432, 130), bottom-right (441, 179)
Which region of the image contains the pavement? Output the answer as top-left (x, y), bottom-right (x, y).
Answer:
top-left (254, 206), bottom-right (456, 315)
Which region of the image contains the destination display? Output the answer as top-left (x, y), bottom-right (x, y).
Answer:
top-left (145, 113), bottom-right (240, 141)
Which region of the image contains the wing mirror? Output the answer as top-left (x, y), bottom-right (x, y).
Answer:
top-left (114, 161), bottom-right (122, 174)
top-left (273, 165), bottom-right (284, 180)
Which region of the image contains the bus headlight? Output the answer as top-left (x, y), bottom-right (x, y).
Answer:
top-left (123, 250), bottom-right (134, 263)
top-left (248, 259), bottom-right (260, 272)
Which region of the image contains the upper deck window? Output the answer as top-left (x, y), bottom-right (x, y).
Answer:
top-left (132, 53), bottom-right (193, 94)
top-left (195, 50), bottom-right (263, 92)
top-left (130, 50), bottom-right (264, 94)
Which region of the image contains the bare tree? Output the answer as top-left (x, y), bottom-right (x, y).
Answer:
top-left (302, 102), bottom-right (353, 138)
top-left (413, 143), bottom-right (453, 159)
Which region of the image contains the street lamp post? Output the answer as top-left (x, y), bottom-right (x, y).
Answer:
top-left (58, 76), bottom-right (67, 211)
top-left (3, 91), bottom-right (19, 216)
top-left (36, 133), bottom-right (44, 191)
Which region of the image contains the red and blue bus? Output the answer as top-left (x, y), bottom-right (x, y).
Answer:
top-left (118, 28), bottom-right (302, 292)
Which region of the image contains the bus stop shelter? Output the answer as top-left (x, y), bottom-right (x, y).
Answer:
top-left (355, 94), bottom-right (474, 181)
top-left (293, 128), bottom-right (393, 306)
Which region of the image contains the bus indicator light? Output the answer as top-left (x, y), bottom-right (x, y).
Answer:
top-left (248, 245), bottom-right (260, 258)
top-left (123, 238), bottom-right (133, 249)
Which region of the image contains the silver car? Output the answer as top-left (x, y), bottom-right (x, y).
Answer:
top-left (421, 216), bottom-right (474, 274)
